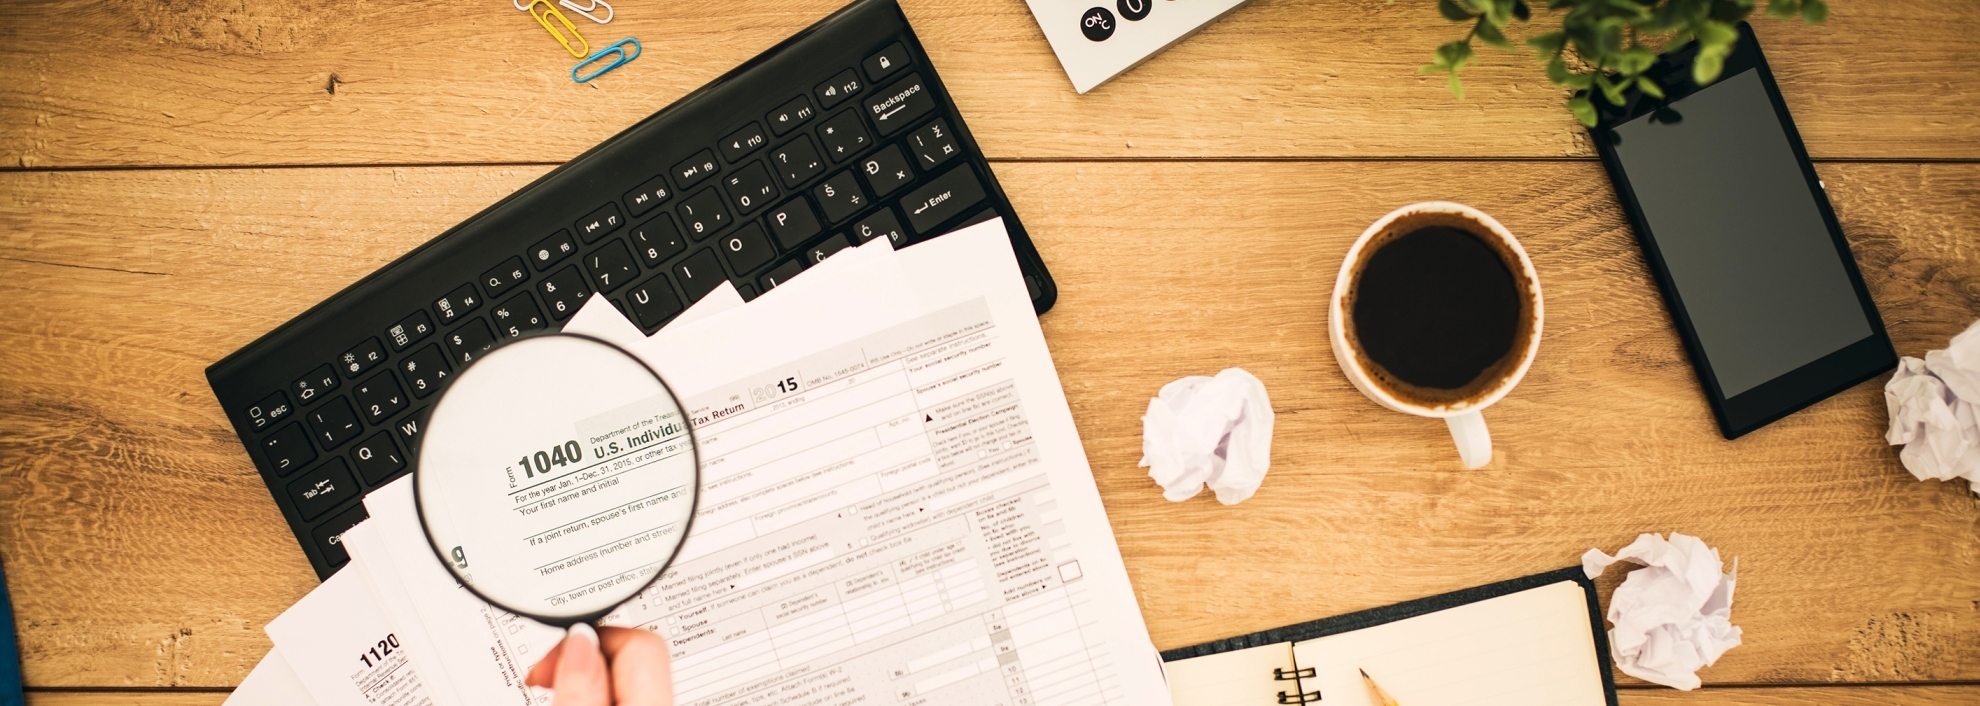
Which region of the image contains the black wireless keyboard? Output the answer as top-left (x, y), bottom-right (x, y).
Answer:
top-left (204, 0), bottom-right (1057, 579)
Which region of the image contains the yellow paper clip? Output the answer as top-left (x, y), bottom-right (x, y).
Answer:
top-left (529, 0), bottom-right (589, 59)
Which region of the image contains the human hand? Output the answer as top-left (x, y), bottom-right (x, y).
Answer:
top-left (524, 623), bottom-right (676, 706)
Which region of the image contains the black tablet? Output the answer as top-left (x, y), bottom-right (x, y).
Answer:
top-left (1590, 22), bottom-right (1896, 440)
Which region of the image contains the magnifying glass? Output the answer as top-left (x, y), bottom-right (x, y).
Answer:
top-left (414, 332), bottom-right (699, 627)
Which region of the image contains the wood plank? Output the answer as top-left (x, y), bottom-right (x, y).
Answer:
top-left (26, 693), bottom-right (228, 706)
top-left (0, 0), bottom-right (1973, 168)
top-left (2, 161), bottom-right (1977, 688)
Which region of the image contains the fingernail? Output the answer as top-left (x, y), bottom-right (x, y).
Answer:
top-left (567, 622), bottom-right (598, 647)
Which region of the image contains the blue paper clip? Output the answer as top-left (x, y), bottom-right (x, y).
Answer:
top-left (573, 38), bottom-right (639, 83)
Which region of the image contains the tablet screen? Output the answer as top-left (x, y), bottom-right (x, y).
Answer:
top-left (1611, 68), bottom-right (1871, 398)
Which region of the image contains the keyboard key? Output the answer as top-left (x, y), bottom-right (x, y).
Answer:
top-left (307, 396), bottom-right (362, 449)
top-left (818, 111), bottom-right (873, 163)
top-left (673, 249), bottom-right (726, 303)
top-left (350, 432), bottom-right (406, 486)
top-left (770, 136), bottom-right (827, 188)
top-left (901, 165), bottom-right (987, 234)
top-left (766, 197), bottom-right (823, 250)
top-left (538, 266), bottom-right (591, 320)
top-left (480, 257), bottom-right (530, 297)
top-left (813, 171), bottom-right (869, 223)
top-left (400, 344), bottom-right (452, 398)
top-left (760, 259), bottom-right (805, 291)
top-left (859, 144), bottom-right (915, 197)
top-left (677, 188), bottom-right (731, 239)
top-left (446, 318), bottom-right (498, 365)
top-left (717, 223), bottom-right (777, 274)
top-left (624, 174), bottom-right (672, 217)
top-left (352, 372), bottom-right (408, 424)
top-left (626, 274), bottom-right (683, 329)
top-left (863, 42), bottom-right (909, 82)
top-left (288, 458), bottom-right (356, 521)
top-left (312, 504), bottom-right (368, 569)
top-left (673, 149), bottom-right (720, 188)
top-left (737, 283), bottom-right (758, 300)
top-left (909, 118), bottom-right (959, 169)
top-left (492, 292), bottom-right (548, 339)
top-left (338, 338), bottom-right (388, 380)
top-left (574, 203), bottom-right (625, 243)
top-left (387, 310), bottom-right (435, 351)
top-left (722, 162), bottom-right (779, 215)
top-left (720, 122), bottom-right (768, 162)
top-left (292, 364), bottom-right (341, 406)
top-left (807, 234), bottom-right (853, 264)
top-left (244, 391), bottom-right (293, 433)
top-left (815, 69), bottom-right (863, 109)
top-left (433, 283), bottom-right (481, 324)
top-left (261, 423), bottom-right (317, 477)
top-left (852, 207), bottom-right (908, 247)
top-left (585, 239), bottom-right (640, 293)
top-left (630, 216), bottom-right (686, 268)
top-left (866, 73), bottom-right (934, 136)
top-left (767, 95), bottom-right (816, 135)
top-left (528, 230), bottom-right (578, 271)
top-left (395, 406), bottom-right (431, 453)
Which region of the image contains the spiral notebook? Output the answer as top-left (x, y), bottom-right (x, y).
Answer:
top-left (1160, 568), bottom-right (1619, 706)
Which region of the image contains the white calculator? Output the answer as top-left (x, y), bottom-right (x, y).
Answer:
top-left (1025, 0), bottom-right (1253, 94)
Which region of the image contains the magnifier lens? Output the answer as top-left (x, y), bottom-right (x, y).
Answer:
top-left (415, 334), bottom-right (698, 624)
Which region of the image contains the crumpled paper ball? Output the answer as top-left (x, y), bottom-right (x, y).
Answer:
top-left (1583, 532), bottom-right (1741, 691)
top-left (1139, 368), bottom-right (1273, 505)
top-left (1886, 320), bottom-right (1980, 494)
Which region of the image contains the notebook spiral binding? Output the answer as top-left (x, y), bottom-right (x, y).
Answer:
top-left (1273, 667), bottom-right (1320, 704)
top-left (1276, 690), bottom-right (1322, 704)
top-left (1273, 667), bottom-right (1316, 680)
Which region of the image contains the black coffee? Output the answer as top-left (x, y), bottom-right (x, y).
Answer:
top-left (1350, 225), bottom-right (1524, 393)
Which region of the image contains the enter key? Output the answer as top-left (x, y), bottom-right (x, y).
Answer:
top-left (899, 165), bottom-right (986, 235)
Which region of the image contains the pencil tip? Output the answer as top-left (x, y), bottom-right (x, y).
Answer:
top-left (1359, 668), bottom-right (1370, 678)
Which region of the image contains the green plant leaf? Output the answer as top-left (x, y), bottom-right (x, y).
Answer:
top-left (1475, 18), bottom-right (1514, 49)
top-left (1513, 0), bottom-right (1531, 21)
top-left (1567, 95), bottom-right (1597, 127)
top-left (1439, 0), bottom-right (1475, 22)
top-left (1693, 50), bottom-right (1725, 85)
top-left (1635, 75), bottom-right (1666, 98)
top-left (1802, 0), bottom-right (1828, 23)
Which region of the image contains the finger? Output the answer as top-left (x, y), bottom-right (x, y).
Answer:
top-left (551, 623), bottom-right (612, 706)
top-left (598, 627), bottom-right (675, 706)
top-left (524, 641), bottom-right (567, 688)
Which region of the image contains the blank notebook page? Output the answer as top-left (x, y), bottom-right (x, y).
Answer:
top-left (1291, 580), bottom-right (1606, 706)
top-left (1165, 643), bottom-right (1298, 706)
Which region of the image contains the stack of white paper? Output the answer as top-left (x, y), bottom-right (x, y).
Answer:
top-left (233, 221), bottom-right (1167, 706)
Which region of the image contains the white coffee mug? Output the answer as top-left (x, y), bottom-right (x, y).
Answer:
top-left (1327, 202), bottom-right (1543, 469)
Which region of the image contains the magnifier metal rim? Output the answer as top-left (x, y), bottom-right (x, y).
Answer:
top-left (412, 330), bottom-right (702, 627)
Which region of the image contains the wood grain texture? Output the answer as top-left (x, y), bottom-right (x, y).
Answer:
top-left (0, 0), bottom-right (1974, 168)
top-left (25, 692), bottom-right (229, 706)
top-left (2, 161), bottom-right (1977, 689)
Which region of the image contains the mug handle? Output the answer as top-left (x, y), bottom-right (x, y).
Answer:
top-left (1445, 411), bottom-right (1492, 469)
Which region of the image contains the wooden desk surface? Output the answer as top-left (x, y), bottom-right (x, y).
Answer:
top-left (2, 1), bottom-right (1976, 703)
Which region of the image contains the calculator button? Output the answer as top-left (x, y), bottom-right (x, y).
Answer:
top-left (673, 149), bottom-right (720, 188)
top-left (859, 144), bottom-right (916, 198)
top-left (307, 396), bottom-right (363, 449)
top-left (492, 292), bottom-right (549, 339)
top-left (244, 391), bottom-right (293, 433)
top-left (626, 274), bottom-right (684, 330)
top-left (766, 197), bottom-right (823, 250)
top-left (312, 504), bottom-right (369, 569)
top-left (908, 118), bottom-right (958, 169)
top-left (631, 216), bottom-right (686, 267)
top-left (866, 73), bottom-right (933, 136)
top-left (901, 165), bottom-right (987, 234)
top-left (585, 239), bottom-right (640, 294)
top-left (760, 259), bottom-right (805, 291)
top-left (674, 249), bottom-right (727, 303)
top-left (261, 422), bottom-right (317, 477)
top-left (292, 364), bottom-right (341, 406)
top-left (538, 266), bottom-right (591, 320)
top-left (387, 310), bottom-right (435, 351)
top-left (350, 432), bottom-right (406, 486)
top-left (863, 42), bottom-right (909, 82)
top-left (352, 372), bottom-right (408, 424)
top-left (771, 136), bottom-right (827, 188)
top-left (446, 318), bottom-right (499, 364)
top-left (720, 122), bottom-right (769, 162)
top-left (852, 207), bottom-right (908, 246)
top-left (395, 406), bottom-right (431, 454)
top-left (338, 338), bottom-right (389, 379)
top-left (677, 188), bottom-right (731, 239)
top-left (400, 344), bottom-right (452, 399)
top-left (815, 69), bottom-right (862, 109)
top-left (529, 230), bottom-right (578, 271)
top-left (818, 111), bottom-right (872, 163)
top-left (624, 175), bottom-right (672, 217)
top-left (481, 257), bottom-right (530, 297)
top-left (288, 458), bottom-right (357, 521)
top-left (813, 171), bottom-right (868, 224)
top-left (574, 203), bottom-right (626, 243)
top-left (807, 234), bottom-right (853, 264)
top-left (722, 162), bottom-right (779, 215)
top-left (767, 95), bottom-right (816, 136)
top-left (718, 223), bottom-right (777, 274)
top-left (433, 283), bottom-right (481, 324)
